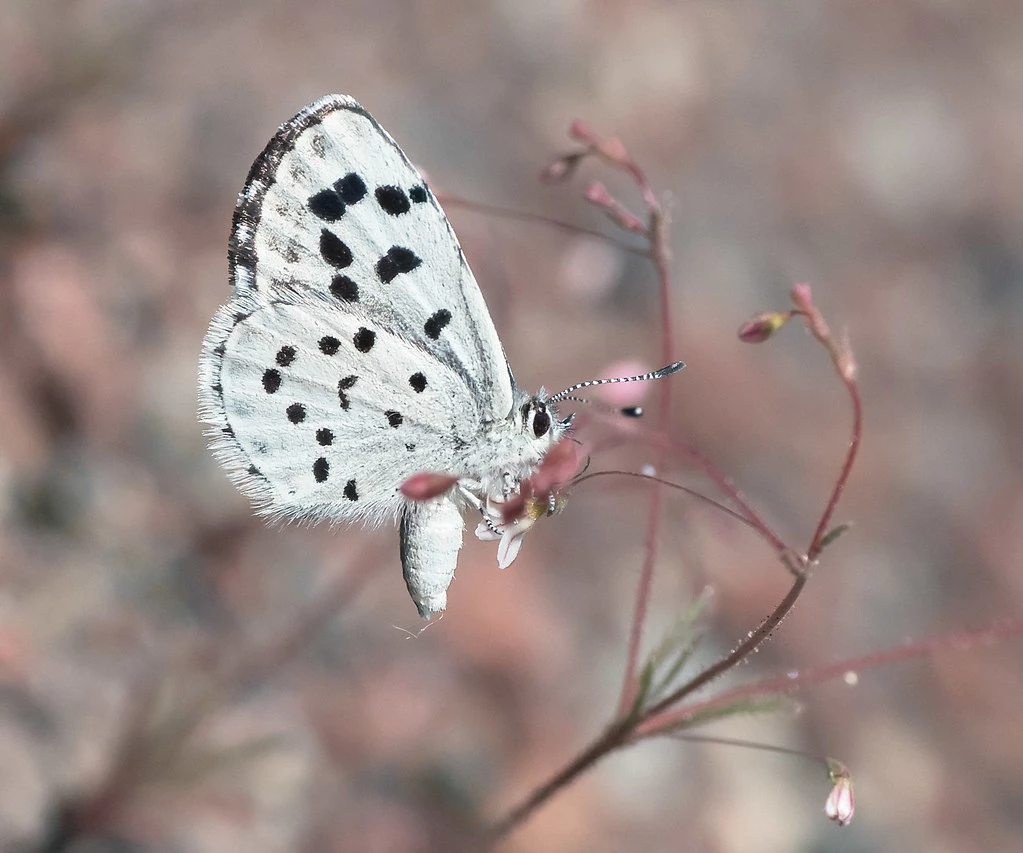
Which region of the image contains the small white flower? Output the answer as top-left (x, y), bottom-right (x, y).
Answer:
top-left (475, 492), bottom-right (546, 569)
top-left (824, 772), bottom-right (854, 827)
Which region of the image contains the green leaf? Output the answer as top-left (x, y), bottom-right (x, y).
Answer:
top-left (817, 523), bottom-right (852, 553)
top-left (627, 660), bottom-right (657, 721)
top-left (645, 588), bottom-right (713, 700)
top-left (665, 695), bottom-right (797, 733)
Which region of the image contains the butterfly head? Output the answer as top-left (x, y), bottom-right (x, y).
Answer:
top-left (520, 396), bottom-right (556, 440)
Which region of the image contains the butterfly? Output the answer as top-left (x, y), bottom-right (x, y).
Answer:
top-left (198, 95), bottom-right (683, 617)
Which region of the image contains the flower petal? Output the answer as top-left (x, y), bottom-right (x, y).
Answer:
top-left (475, 521), bottom-right (501, 542)
top-left (497, 531), bottom-right (524, 569)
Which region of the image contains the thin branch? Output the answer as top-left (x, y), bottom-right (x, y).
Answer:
top-left (638, 618), bottom-right (1023, 734)
top-left (486, 571), bottom-right (808, 843)
top-left (572, 469), bottom-right (764, 533)
top-left (486, 132), bottom-right (870, 844)
top-left (636, 573), bottom-right (807, 733)
top-left (618, 195), bottom-right (677, 717)
top-left (436, 193), bottom-right (649, 257)
top-left (788, 286), bottom-right (863, 561)
top-left (808, 378), bottom-right (862, 560)
top-left (482, 720), bottom-right (632, 844)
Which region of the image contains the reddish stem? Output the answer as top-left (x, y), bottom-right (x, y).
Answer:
top-left (572, 469), bottom-right (767, 533)
top-left (808, 378), bottom-right (862, 561)
top-left (436, 193), bottom-right (648, 257)
top-left (639, 618), bottom-right (1023, 734)
top-left (617, 206), bottom-right (676, 716)
top-left (638, 572), bottom-right (808, 726)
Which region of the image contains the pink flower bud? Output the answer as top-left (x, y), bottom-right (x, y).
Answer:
top-left (584, 180), bottom-right (613, 206)
top-left (790, 282), bottom-right (814, 312)
top-left (598, 136), bottom-right (630, 165)
top-left (610, 207), bottom-right (647, 234)
top-left (531, 439), bottom-right (583, 495)
top-left (790, 282), bottom-right (833, 341)
top-left (540, 153), bottom-right (583, 184)
top-left (737, 311), bottom-right (792, 343)
top-left (569, 119), bottom-right (596, 144)
top-left (400, 472), bottom-right (458, 501)
top-left (824, 770), bottom-right (854, 827)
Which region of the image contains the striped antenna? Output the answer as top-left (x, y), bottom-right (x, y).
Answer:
top-left (549, 361), bottom-right (686, 404)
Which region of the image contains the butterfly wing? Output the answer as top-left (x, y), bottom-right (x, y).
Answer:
top-left (201, 286), bottom-right (490, 525)
top-left (199, 96), bottom-right (516, 614)
top-left (225, 94), bottom-right (512, 418)
top-left (200, 95), bottom-right (517, 517)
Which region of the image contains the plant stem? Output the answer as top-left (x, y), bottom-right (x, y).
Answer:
top-left (808, 380), bottom-right (862, 560)
top-left (483, 719), bottom-right (632, 844)
top-left (618, 206), bottom-right (675, 715)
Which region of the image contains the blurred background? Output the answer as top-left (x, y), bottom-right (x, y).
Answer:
top-left (2, 1), bottom-right (1022, 851)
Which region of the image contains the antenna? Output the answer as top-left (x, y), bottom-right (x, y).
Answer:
top-left (556, 396), bottom-right (645, 418)
top-left (549, 361), bottom-right (686, 404)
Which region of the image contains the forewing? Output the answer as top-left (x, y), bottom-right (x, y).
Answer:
top-left (200, 288), bottom-right (478, 525)
top-left (226, 94), bottom-right (512, 420)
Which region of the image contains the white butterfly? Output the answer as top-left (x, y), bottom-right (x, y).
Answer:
top-left (198, 95), bottom-right (682, 617)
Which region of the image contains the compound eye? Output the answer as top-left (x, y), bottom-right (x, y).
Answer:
top-left (532, 406), bottom-right (551, 438)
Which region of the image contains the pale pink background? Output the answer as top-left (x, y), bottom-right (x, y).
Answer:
top-left (1, 2), bottom-right (1022, 851)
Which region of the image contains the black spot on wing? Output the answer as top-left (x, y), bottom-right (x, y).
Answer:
top-left (353, 328), bottom-right (376, 353)
top-left (319, 336), bottom-right (340, 355)
top-left (375, 185), bottom-right (410, 216)
top-left (313, 457), bottom-right (329, 483)
top-left (262, 369), bottom-right (282, 393)
top-left (286, 403), bottom-right (306, 424)
top-left (424, 309), bottom-right (451, 340)
top-left (409, 185), bottom-right (428, 204)
top-left (335, 173), bottom-right (367, 204)
top-left (385, 410), bottom-right (403, 428)
top-left (316, 428), bottom-right (333, 446)
top-left (276, 346), bottom-right (296, 366)
top-left (338, 374), bottom-right (357, 410)
top-left (376, 247), bottom-right (421, 283)
top-left (229, 98), bottom-right (376, 296)
top-left (409, 372), bottom-right (427, 393)
top-left (330, 275), bottom-right (359, 302)
top-left (308, 189), bottom-right (344, 222)
top-left (320, 230), bottom-right (353, 268)
top-left (344, 479), bottom-right (359, 501)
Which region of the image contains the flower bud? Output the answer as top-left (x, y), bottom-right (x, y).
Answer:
top-left (737, 311), bottom-right (791, 343)
top-left (597, 136), bottom-right (630, 165)
top-left (824, 767), bottom-right (854, 827)
top-left (569, 119), bottom-right (597, 145)
top-left (540, 153), bottom-right (583, 184)
top-left (400, 472), bottom-right (458, 501)
top-left (790, 282), bottom-right (814, 312)
top-left (584, 180), bottom-right (613, 206)
top-left (531, 438), bottom-right (582, 495)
